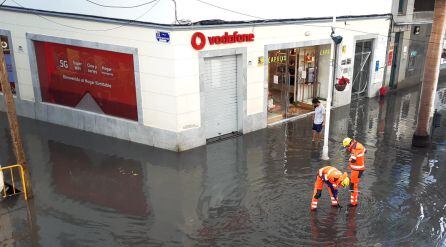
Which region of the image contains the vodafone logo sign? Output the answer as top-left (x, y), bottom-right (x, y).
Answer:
top-left (191, 31), bottom-right (255, 50)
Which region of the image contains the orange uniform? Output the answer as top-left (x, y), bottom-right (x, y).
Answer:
top-left (310, 166), bottom-right (347, 211)
top-left (347, 140), bottom-right (366, 206)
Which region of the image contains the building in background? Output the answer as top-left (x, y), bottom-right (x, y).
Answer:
top-left (0, 1), bottom-right (391, 151)
top-left (387, 0), bottom-right (435, 89)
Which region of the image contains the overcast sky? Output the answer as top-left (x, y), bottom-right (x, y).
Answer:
top-left (2, 0), bottom-right (392, 24)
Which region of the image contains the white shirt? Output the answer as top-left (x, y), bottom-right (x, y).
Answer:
top-left (314, 104), bottom-right (325, 124)
top-left (0, 165), bottom-right (3, 194)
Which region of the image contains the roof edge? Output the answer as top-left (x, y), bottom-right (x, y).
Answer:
top-left (0, 5), bottom-right (391, 30)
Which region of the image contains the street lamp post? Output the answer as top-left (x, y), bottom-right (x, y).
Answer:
top-left (322, 16), bottom-right (342, 160)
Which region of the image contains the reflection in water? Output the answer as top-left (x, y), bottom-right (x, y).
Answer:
top-left (49, 141), bottom-right (148, 217)
top-left (196, 138), bottom-right (251, 244)
top-left (0, 83), bottom-right (445, 246)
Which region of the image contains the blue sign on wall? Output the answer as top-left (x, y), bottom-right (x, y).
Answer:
top-left (375, 60), bottom-right (380, 72)
top-left (156, 31), bottom-right (170, 43)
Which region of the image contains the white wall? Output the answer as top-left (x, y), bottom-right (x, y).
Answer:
top-left (3, 0), bottom-right (392, 24)
top-left (318, 44), bottom-right (331, 100)
top-left (0, 9), bottom-right (180, 132)
top-left (174, 17), bottom-right (390, 129)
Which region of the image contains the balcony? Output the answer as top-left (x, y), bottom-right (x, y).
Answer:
top-left (412, 11), bottom-right (433, 23)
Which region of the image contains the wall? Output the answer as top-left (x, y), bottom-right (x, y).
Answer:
top-left (398, 30), bottom-right (412, 84)
top-left (0, 9), bottom-right (184, 150)
top-left (318, 44), bottom-right (331, 99)
top-left (405, 24), bottom-right (431, 86)
top-left (392, 0), bottom-right (415, 23)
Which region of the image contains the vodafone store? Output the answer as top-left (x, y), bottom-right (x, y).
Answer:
top-left (0, 7), bottom-right (390, 151)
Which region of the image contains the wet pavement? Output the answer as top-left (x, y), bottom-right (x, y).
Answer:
top-left (1, 82), bottom-right (446, 246)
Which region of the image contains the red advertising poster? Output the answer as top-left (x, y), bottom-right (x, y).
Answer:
top-left (387, 50), bottom-right (394, 66)
top-left (34, 41), bottom-right (138, 121)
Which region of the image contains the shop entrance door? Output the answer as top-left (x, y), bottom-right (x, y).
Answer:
top-left (203, 55), bottom-right (239, 139)
top-left (389, 32), bottom-right (401, 89)
top-left (352, 40), bottom-right (373, 96)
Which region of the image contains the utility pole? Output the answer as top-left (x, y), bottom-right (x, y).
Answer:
top-left (412, 0), bottom-right (446, 147)
top-left (322, 16), bottom-right (342, 160)
top-left (0, 44), bottom-right (32, 197)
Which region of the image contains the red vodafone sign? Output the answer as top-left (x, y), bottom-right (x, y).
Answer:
top-left (191, 31), bottom-right (255, 50)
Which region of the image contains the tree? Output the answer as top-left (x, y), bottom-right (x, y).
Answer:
top-left (0, 44), bottom-right (32, 197)
top-left (413, 0), bottom-right (446, 147)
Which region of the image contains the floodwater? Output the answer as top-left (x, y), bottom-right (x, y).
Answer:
top-left (1, 84), bottom-right (446, 246)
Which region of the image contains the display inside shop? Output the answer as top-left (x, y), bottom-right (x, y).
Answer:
top-left (34, 41), bottom-right (138, 121)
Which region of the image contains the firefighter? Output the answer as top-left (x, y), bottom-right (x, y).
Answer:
top-left (342, 137), bottom-right (366, 207)
top-left (310, 166), bottom-right (350, 211)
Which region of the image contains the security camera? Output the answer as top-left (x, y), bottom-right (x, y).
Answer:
top-left (330, 29), bottom-right (343, 45)
top-left (331, 34), bottom-right (343, 45)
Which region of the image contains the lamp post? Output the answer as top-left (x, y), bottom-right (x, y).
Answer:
top-left (322, 17), bottom-right (343, 160)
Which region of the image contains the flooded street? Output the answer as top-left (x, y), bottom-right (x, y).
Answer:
top-left (1, 83), bottom-right (446, 246)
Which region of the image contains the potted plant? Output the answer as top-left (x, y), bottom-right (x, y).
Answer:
top-left (335, 76), bottom-right (350, 91)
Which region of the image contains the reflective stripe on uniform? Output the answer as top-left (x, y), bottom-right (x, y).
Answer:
top-left (350, 155), bottom-right (357, 159)
top-left (357, 153), bottom-right (364, 157)
top-left (325, 168), bottom-right (336, 181)
top-left (350, 164), bottom-right (364, 170)
top-left (326, 168), bottom-right (335, 176)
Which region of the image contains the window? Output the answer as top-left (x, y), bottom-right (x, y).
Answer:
top-left (414, 0), bottom-right (435, 12)
top-left (398, 0), bottom-right (407, 14)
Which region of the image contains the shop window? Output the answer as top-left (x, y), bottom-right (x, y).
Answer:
top-left (267, 45), bottom-right (329, 123)
top-left (0, 35), bottom-right (16, 95)
top-left (34, 40), bottom-right (138, 121)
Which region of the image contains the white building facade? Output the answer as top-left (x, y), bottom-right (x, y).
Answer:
top-left (0, 4), bottom-right (391, 151)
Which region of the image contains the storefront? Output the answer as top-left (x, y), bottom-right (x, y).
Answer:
top-left (267, 45), bottom-right (331, 123)
top-left (0, 6), bottom-right (390, 151)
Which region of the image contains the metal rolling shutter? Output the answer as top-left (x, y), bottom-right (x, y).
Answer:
top-left (203, 55), bottom-right (238, 139)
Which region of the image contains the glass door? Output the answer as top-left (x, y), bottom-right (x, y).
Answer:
top-left (352, 40), bottom-right (373, 96)
top-left (267, 50), bottom-right (288, 123)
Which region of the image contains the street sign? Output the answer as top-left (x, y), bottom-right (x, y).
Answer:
top-left (156, 31), bottom-right (170, 43)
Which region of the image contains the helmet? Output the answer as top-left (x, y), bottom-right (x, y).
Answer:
top-left (342, 137), bottom-right (352, 148)
top-left (340, 173), bottom-right (350, 187)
